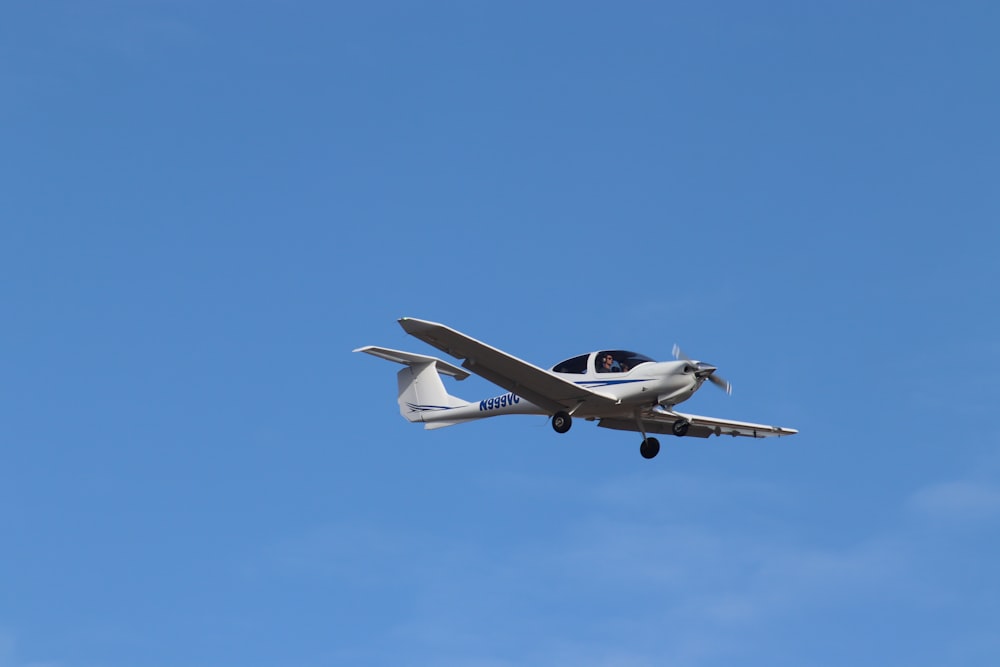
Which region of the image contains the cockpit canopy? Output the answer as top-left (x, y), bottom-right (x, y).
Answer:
top-left (550, 350), bottom-right (656, 374)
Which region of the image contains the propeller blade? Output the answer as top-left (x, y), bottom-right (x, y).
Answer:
top-left (709, 373), bottom-right (733, 395)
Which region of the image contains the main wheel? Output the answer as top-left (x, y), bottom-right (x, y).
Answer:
top-left (552, 411), bottom-right (572, 434)
top-left (640, 437), bottom-right (660, 459)
top-left (671, 420), bottom-right (690, 437)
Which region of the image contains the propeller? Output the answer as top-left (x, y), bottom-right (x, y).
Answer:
top-left (672, 344), bottom-right (732, 395)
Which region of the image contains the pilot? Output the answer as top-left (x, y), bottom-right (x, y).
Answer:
top-left (599, 354), bottom-right (621, 373)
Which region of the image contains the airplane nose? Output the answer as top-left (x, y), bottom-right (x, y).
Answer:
top-left (675, 345), bottom-right (733, 395)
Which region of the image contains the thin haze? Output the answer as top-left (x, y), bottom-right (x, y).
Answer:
top-left (1, 2), bottom-right (998, 666)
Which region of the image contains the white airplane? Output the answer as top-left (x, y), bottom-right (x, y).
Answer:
top-left (356, 317), bottom-right (797, 459)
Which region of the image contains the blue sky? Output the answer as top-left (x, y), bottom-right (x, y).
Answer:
top-left (2, 1), bottom-right (999, 665)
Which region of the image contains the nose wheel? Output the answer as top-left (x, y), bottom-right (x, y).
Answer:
top-left (640, 437), bottom-right (660, 459)
top-left (552, 411), bottom-right (572, 434)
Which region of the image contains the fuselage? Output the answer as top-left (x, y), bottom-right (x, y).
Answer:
top-left (418, 350), bottom-right (704, 425)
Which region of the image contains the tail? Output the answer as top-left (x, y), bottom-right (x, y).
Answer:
top-left (354, 346), bottom-right (472, 428)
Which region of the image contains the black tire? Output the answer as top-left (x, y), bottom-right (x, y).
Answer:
top-left (671, 420), bottom-right (690, 437)
top-left (640, 437), bottom-right (660, 459)
top-left (552, 411), bottom-right (572, 434)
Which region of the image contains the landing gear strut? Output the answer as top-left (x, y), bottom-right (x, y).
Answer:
top-left (633, 408), bottom-right (661, 459)
top-left (640, 437), bottom-right (660, 459)
top-left (552, 411), bottom-right (572, 434)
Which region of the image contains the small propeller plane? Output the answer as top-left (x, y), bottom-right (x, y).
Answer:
top-left (356, 317), bottom-right (797, 459)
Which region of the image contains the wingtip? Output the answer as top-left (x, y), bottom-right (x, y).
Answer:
top-left (398, 316), bottom-right (440, 334)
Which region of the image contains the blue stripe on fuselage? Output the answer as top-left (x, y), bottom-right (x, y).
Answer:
top-left (577, 378), bottom-right (650, 388)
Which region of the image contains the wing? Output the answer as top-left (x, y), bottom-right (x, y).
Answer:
top-left (398, 317), bottom-right (618, 414)
top-left (599, 407), bottom-right (798, 439)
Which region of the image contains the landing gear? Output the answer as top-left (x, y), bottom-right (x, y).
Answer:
top-left (640, 437), bottom-right (660, 459)
top-left (633, 408), bottom-right (661, 460)
top-left (671, 420), bottom-right (690, 437)
top-left (552, 411), bottom-right (572, 434)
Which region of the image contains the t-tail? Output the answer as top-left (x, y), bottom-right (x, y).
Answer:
top-left (354, 346), bottom-right (473, 429)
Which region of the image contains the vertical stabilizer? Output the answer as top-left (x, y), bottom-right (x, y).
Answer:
top-left (396, 362), bottom-right (468, 422)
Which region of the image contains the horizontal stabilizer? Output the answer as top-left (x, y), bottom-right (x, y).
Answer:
top-left (354, 346), bottom-right (470, 379)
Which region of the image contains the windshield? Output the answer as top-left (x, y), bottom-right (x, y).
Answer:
top-left (551, 354), bottom-right (589, 374)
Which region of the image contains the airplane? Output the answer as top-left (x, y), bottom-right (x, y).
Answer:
top-left (355, 317), bottom-right (797, 459)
